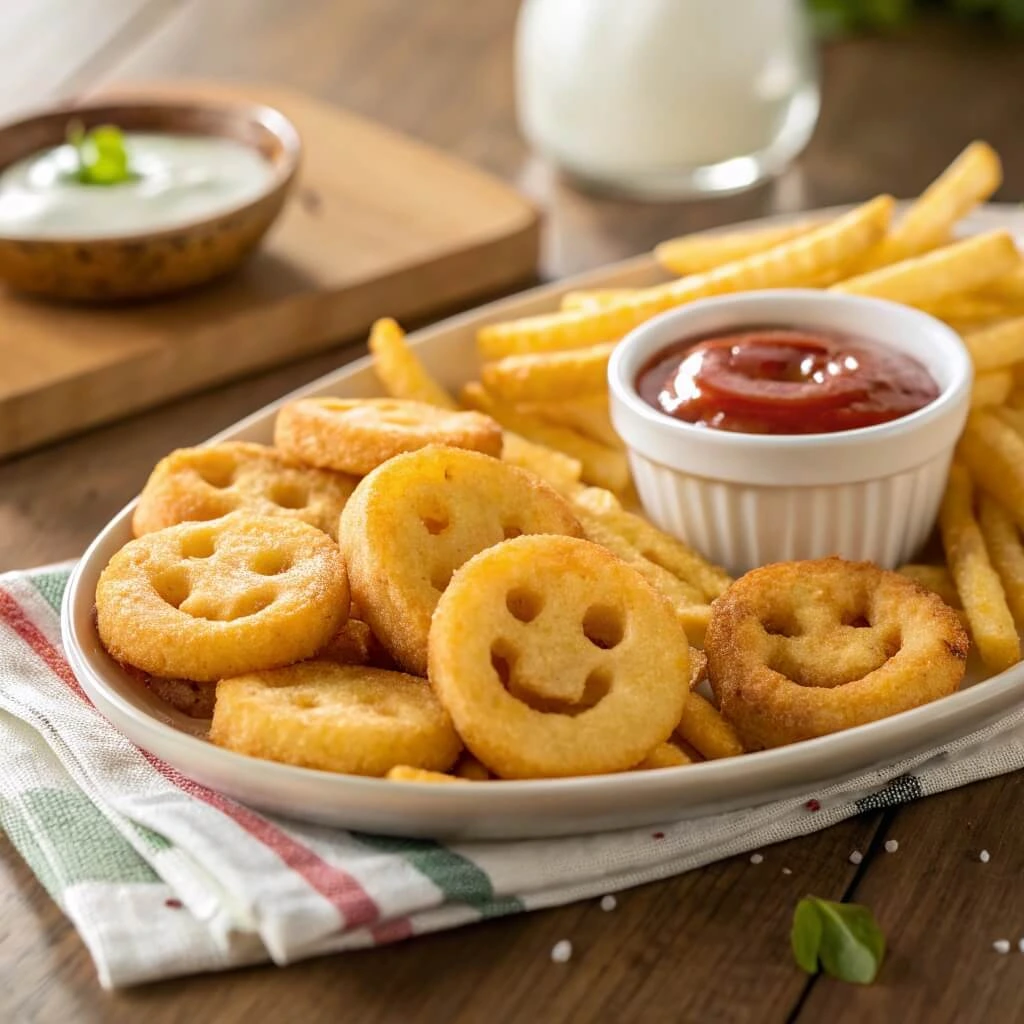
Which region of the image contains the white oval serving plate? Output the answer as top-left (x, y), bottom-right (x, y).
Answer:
top-left (63, 203), bottom-right (1024, 840)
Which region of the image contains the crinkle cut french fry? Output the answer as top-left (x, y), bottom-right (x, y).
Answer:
top-left (926, 294), bottom-right (1024, 323)
top-left (978, 495), bottom-right (1024, 625)
top-left (858, 141), bottom-right (1002, 270)
top-left (519, 395), bottom-right (621, 449)
top-left (654, 219), bottom-right (820, 276)
top-left (939, 461), bottom-right (1020, 672)
top-left (572, 486), bottom-right (733, 600)
top-left (831, 230), bottom-right (1020, 307)
top-left (476, 196), bottom-right (893, 358)
top-left (896, 564), bottom-right (961, 608)
top-left (963, 317), bottom-right (1024, 372)
top-left (560, 289), bottom-right (641, 312)
top-left (971, 370), bottom-right (1014, 409)
top-left (958, 411), bottom-right (1024, 531)
top-left (461, 384), bottom-right (630, 493)
top-left (481, 343), bottom-right (615, 402)
top-left (944, 316), bottom-right (1014, 336)
top-left (574, 505), bottom-right (705, 605)
top-left (675, 692), bottom-right (745, 759)
top-left (499, 431), bottom-right (582, 494)
top-left (981, 265), bottom-right (1024, 302)
top-left (368, 318), bottom-right (458, 410)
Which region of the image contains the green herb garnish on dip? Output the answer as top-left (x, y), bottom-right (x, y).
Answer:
top-left (0, 125), bottom-right (273, 238)
top-left (791, 896), bottom-right (885, 984)
top-left (67, 121), bottom-right (136, 186)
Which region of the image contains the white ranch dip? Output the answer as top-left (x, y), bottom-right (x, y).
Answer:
top-left (0, 133), bottom-right (274, 238)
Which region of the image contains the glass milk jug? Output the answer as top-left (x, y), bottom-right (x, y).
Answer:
top-left (515, 0), bottom-right (820, 198)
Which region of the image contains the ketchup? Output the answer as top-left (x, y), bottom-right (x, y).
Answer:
top-left (636, 328), bottom-right (939, 435)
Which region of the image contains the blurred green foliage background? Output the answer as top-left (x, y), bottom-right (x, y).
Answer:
top-left (810, 0), bottom-right (1024, 32)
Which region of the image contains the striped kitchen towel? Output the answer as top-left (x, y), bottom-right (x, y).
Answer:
top-left (2, 564), bottom-right (1024, 989)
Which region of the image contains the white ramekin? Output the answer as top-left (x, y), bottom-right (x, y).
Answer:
top-left (608, 290), bottom-right (973, 576)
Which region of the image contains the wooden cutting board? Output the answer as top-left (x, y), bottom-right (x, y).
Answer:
top-left (0, 82), bottom-right (540, 460)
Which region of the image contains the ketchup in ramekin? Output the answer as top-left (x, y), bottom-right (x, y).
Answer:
top-left (636, 328), bottom-right (939, 435)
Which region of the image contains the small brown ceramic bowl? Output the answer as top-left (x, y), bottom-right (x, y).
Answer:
top-left (0, 99), bottom-right (300, 301)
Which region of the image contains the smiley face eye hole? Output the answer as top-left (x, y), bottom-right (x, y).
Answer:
top-left (251, 549), bottom-right (292, 576)
top-left (180, 530), bottom-right (216, 559)
top-left (269, 482), bottom-right (309, 509)
top-left (421, 513), bottom-right (449, 535)
top-left (152, 567), bottom-right (191, 608)
top-left (763, 618), bottom-right (797, 638)
top-left (582, 604), bottom-right (624, 650)
top-left (506, 587), bottom-right (543, 623)
top-left (195, 457), bottom-right (237, 489)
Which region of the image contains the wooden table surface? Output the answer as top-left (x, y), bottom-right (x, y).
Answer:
top-left (2, 3), bottom-right (1024, 1021)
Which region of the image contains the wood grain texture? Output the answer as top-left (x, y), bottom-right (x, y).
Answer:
top-left (1, 1), bottom-right (1024, 1019)
top-left (797, 779), bottom-right (1024, 1023)
top-left (0, 80), bottom-right (537, 459)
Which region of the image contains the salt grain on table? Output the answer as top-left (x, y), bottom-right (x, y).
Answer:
top-left (980, 849), bottom-right (991, 863)
top-left (849, 850), bottom-right (863, 865)
top-left (884, 840), bottom-right (899, 853)
top-left (551, 940), bottom-right (573, 964)
top-left (750, 853), bottom-right (764, 865)
top-left (993, 939), bottom-right (1011, 954)
top-left (599, 895), bottom-right (617, 912)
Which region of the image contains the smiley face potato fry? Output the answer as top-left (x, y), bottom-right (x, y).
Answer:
top-left (275, 397), bottom-right (503, 476)
top-left (210, 662), bottom-right (461, 776)
top-left (97, 512), bottom-right (349, 682)
top-left (705, 558), bottom-right (968, 750)
top-left (428, 535), bottom-right (691, 779)
top-left (339, 445), bottom-right (583, 677)
top-left (133, 441), bottom-right (357, 540)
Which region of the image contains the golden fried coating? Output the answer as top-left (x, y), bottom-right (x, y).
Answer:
top-left (674, 692), bottom-right (744, 760)
top-left (339, 445), bottom-right (582, 676)
top-left (210, 661), bottom-right (461, 776)
top-left (705, 557), bottom-right (969, 750)
top-left (428, 535), bottom-right (691, 779)
top-left (132, 442), bottom-right (356, 539)
top-left (97, 513), bottom-right (348, 682)
top-left (274, 398), bottom-right (503, 476)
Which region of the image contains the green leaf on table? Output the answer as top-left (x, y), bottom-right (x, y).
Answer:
top-left (791, 898), bottom-right (824, 973)
top-left (68, 122), bottom-right (135, 186)
top-left (791, 896), bottom-right (885, 985)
